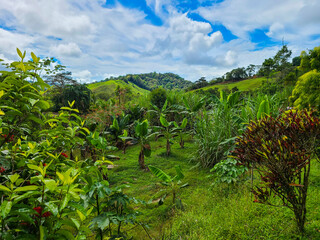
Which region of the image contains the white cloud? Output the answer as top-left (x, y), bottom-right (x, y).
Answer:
top-left (0, 0), bottom-right (319, 83)
top-left (51, 43), bottom-right (82, 57)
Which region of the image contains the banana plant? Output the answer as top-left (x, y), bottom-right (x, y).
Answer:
top-left (257, 96), bottom-right (270, 119)
top-left (173, 118), bottom-right (188, 148)
top-left (157, 115), bottom-right (177, 156)
top-left (134, 120), bottom-right (153, 169)
top-left (107, 114), bottom-right (131, 144)
top-left (118, 129), bottom-right (134, 154)
top-left (148, 165), bottom-right (188, 208)
top-left (148, 99), bottom-right (168, 120)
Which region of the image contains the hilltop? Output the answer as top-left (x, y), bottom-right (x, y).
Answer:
top-left (102, 72), bottom-right (192, 90)
top-left (88, 79), bottom-right (149, 100)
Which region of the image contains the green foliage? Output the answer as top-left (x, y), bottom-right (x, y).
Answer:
top-left (0, 49), bottom-right (139, 239)
top-left (134, 120), bottom-right (152, 169)
top-left (149, 165), bottom-right (187, 208)
top-left (256, 96), bottom-right (270, 119)
top-left (156, 115), bottom-right (177, 156)
top-left (149, 88), bottom-right (167, 109)
top-left (173, 118), bottom-right (188, 148)
top-left (195, 76), bottom-right (267, 92)
top-left (233, 110), bottom-right (320, 232)
top-left (291, 70), bottom-right (320, 110)
top-left (210, 158), bottom-right (247, 184)
top-left (102, 72), bottom-right (192, 90)
top-left (51, 84), bottom-right (92, 113)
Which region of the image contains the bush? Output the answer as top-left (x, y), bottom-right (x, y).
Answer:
top-left (149, 88), bottom-right (167, 109)
top-left (233, 110), bottom-right (320, 232)
top-left (291, 70), bottom-right (320, 110)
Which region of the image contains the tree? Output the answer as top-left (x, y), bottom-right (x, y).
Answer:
top-left (51, 84), bottom-right (91, 113)
top-left (273, 45), bottom-right (292, 71)
top-left (149, 88), bottom-right (167, 109)
top-left (45, 71), bottom-right (77, 92)
top-left (290, 70), bottom-right (320, 110)
top-left (259, 58), bottom-right (275, 81)
top-left (292, 56), bottom-right (301, 66)
top-left (246, 64), bottom-right (256, 78)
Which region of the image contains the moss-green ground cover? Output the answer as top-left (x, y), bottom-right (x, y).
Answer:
top-left (196, 77), bottom-right (268, 92)
top-left (107, 137), bottom-right (320, 239)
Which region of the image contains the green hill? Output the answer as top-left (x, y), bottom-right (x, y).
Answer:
top-left (103, 72), bottom-right (192, 90)
top-left (88, 79), bottom-right (149, 100)
top-left (194, 77), bottom-right (267, 92)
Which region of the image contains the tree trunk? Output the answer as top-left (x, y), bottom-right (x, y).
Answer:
top-left (166, 139), bottom-right (171, 156)
top-left (139, 149), bottom-right (146, 169)
top-left (180, 137), bottom-right (184, 148)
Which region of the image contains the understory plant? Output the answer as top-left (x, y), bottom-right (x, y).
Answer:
top-left (233, 109), bottom-right (320, 233)
top-left (148, 165), bottom-right (188, 209)
top-left (0, 49), bottom-right (139, 239)
top-left (157, 115), bottom-right (177, 156)
top-left (134, 120), bottom-right (152, 169)
top-left (173, 118), bottom-right (188, 148)
top-left (210, 158), bottom-right (248, 185)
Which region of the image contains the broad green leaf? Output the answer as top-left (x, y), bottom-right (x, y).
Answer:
top-left (160, 116), bottom-right (168, 127)
top-left (71, 218), bottom-right (80, 230)
top-left (27, 164), bottom-right (44, 175)
top-left (181, 118), bottom-right (188, 129)
top-left (0, 185), bottom-right (11, 192)
top-left (14, 185), bottom-right (38, 192)
top-left (57, 229), bottom-right (74, 240)
top-left (8, 174), bottom-right (20, 184)
top-left (45, 202), bottom-right (59, 216)
top-left (77, 209), bottom-right (86, 222)
top-left (31, 52), bottom-right (38, 63)
top-left (17, 48), bottom-right (23, 59)
top-left (174, 165), bottom-right (184, 181)
top-left (161, 99), bottom-right (168, 112)
top-left (60, 194), bottom-right (70, 211)
top-left (44, 179), bottom-right (57, 192)
top-left (1, 200), bottom-right (12, 218)
top-left (35, 100), bottom-right (50, 110)
top-left (149, 165), bottom-right (171, 182)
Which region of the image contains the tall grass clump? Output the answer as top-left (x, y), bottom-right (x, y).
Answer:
top-left (193, 90), bottom-right (291, 168)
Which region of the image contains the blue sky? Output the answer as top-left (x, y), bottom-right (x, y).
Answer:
top-left (0, 0), bottom-right (320, 82)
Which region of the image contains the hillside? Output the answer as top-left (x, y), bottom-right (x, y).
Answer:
top-left (193, 76), bottom-right (267, 92)
top-left (88, 79), bottom-right (149, 100)
top-left (103, 72), bottom-right (192, 90)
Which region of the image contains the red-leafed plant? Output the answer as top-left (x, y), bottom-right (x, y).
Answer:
top-left (233, 110), bottom-right (320, 232)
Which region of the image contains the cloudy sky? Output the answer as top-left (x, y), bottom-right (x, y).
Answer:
top-left (0, 0), bottom-right (319, 82)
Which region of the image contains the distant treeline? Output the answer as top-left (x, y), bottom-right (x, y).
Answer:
top-left (101, 72), bottom-right (192, 90)
top-left (187, 45), bottom-right (301, 91)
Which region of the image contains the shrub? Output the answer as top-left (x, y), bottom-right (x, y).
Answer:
top-left (233, 110), bottom-right (320, 232)
top-left (149, 88), bottom-right (167, 109)
top-left (290, 70), bottom-right (320, 110)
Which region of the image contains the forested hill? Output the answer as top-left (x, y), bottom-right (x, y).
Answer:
top-left (102, 72), bottom-right (192, 90)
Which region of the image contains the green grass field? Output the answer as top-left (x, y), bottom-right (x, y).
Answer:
top-left (196, 77), bottom-right (268, 92)
top-left (88, 80), bottom-right (149, 99)
top-left (107, 137), bottom-right (320, 239)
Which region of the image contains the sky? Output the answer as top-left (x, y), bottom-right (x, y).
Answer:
top-left (0, 0), bottom-right (320, 83)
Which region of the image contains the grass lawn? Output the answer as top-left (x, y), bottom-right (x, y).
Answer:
top-left (88, 80), bottom-right (149, 99)
top-left (107, 138), bottom-right (320, 239)
top-left (196, 77), bottom-right (268, 92)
